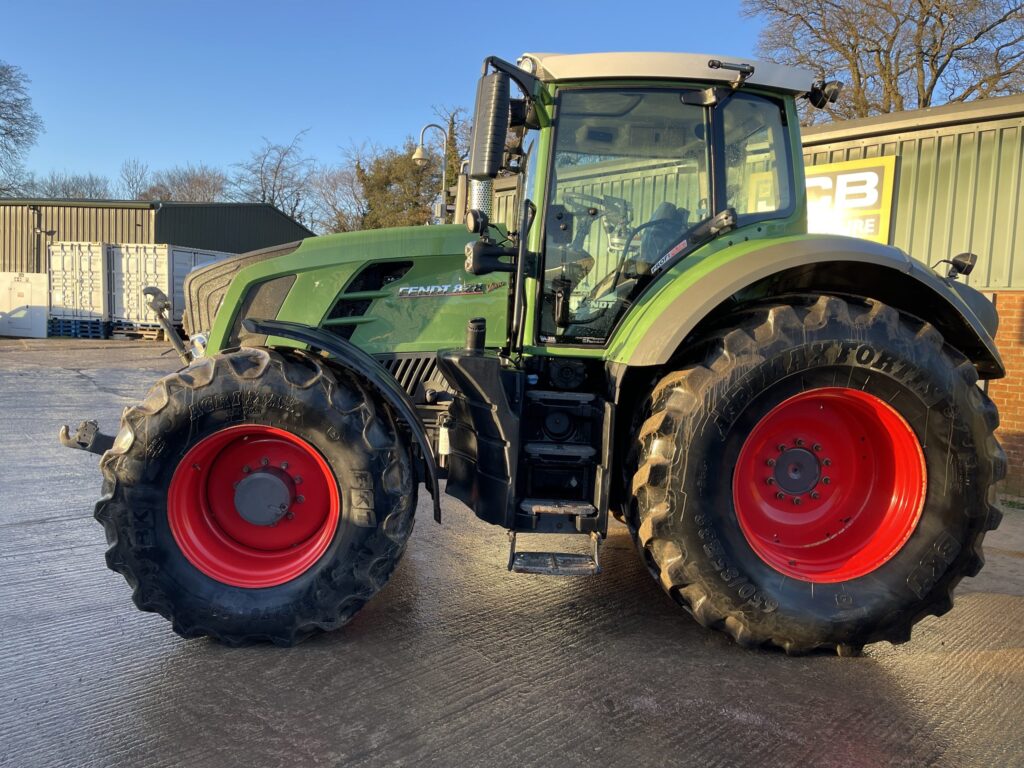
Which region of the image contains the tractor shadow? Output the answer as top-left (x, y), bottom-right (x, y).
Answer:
top-left (116, 502), bottom-right (1023, 767)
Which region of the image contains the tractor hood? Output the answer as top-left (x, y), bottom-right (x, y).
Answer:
top-left (196, 225), bottom-right (510, 357)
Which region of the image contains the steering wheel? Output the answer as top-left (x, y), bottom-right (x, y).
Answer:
top-left (562, 191), bottom-right (607, 218)
top-left (573, 203), bottom-right (688, 320)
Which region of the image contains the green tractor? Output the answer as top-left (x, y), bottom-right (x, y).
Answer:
top-left (63, 52), bottom-right (1005, 654)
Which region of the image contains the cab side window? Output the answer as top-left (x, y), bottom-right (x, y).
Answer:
top-left (721, 95), bottom-right (791, 218)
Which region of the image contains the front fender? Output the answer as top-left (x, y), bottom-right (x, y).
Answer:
top-left (609, 234), bottom-right (1003, 378)
top-left (243, 318), bottom-right (442, 522)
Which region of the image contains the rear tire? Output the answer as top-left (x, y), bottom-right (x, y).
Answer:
top-left (95, 347), bottom-right (415, 646)
top-left (628, 295), bottom-right (1005, 654)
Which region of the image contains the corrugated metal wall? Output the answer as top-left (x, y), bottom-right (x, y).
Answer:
top-left (803, 96), bottom-right (1024, 290)
top-left (0, 201), bottom-right (314, 273)
top-left (0, 203), bottom-right (154, 273)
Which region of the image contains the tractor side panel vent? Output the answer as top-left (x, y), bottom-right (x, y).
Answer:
top-left (328, 298), bottom-right (372, 319)
top-left (377, 354), bottom-right (451, 398)
top-left (322, 261), bottom-right (413, 343)
top-left (345, 261), bottom-right (414, 293)
top-left (324, 295), bottom-right (371, 342)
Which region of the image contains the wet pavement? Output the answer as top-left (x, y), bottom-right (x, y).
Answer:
top-left (1, 338), bottom-right (1023, 768)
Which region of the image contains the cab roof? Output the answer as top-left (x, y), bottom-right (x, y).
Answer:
top-left (519, 52), bottom-right (815, 94)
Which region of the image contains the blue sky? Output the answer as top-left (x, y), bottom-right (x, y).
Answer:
top-left (2, 0), bottom-right (763, 181)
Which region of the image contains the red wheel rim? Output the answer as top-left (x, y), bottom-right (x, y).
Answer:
top-left (168, 425), bottom-right (340, 588)
top-left (732, 387), bottom-right (926, 583)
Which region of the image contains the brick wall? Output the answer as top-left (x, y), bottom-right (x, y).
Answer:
top-left (986, 291), bottom-right (1024, 497)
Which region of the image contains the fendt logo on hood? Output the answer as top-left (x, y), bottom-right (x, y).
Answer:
top-left (397, 282), bottom-right (505, 298)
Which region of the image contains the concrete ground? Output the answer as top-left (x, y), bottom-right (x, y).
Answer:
top-left (1, 338), bottom-right (1022, 768)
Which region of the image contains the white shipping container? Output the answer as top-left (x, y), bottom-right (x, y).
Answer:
top-left (109, 244), bottom-right (234, 325)
top-left (48, 242), bottom-right (109, 321)
top-left (0, 272), bottom-right (48, 338)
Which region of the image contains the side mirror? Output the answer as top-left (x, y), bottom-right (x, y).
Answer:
top-left (468, 71), bottom-right (510, 180)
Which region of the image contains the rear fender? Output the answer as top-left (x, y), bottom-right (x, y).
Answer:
top-left (243, 318), bottom-right (442, 522)
top-left (614, 236), bottom-right (1003, 378)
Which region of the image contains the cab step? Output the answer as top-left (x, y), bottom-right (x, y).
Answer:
top-left (507, 531), bottom-right (602, 576)
top-left (519, 499), bottom-right (597, 517)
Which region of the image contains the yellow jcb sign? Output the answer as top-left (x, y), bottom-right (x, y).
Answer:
top-left (805, 156), bottom-right (897, 244)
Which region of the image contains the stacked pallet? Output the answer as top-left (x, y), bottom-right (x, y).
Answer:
top-left (47, 317), bottom-right (110, 339)
top-left (109, 321), bottom-right (164, 341)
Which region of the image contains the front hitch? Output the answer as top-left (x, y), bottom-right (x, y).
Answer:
top-left (59, 420), bottom-right (115, 455)
top-left (143, 286), bottom-right (191, 366)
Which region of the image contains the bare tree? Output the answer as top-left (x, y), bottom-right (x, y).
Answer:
top-left (0, 61), bottom-right (43, 196)
top-left (230, 131), bottom-right (314, 222)
top-left (744, 0), bottom-right (1024, 122)
top-left (308, 153), bottom-right (368, 234)
top-left (118, 158), bottom-right (150, 200)
top-left (25, 170), bottom-right (112, 199)
top-left (142, 163), bottom-right (227, 202)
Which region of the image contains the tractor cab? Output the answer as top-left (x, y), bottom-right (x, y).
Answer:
top-left (460, 53), bottom-right (837, 351)
top-left (442, 54), bottom-right (838, 566)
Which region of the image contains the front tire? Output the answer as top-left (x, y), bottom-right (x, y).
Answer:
top-left (96, 347), bottom-right (415, 646)
top-left (629, 296), bottom-right (1005, 654)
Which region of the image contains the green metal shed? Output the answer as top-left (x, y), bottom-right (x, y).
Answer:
top-left (0, 199), bottom-right (315, 273)
top-left (802, 94), bottom-right (1024, 291)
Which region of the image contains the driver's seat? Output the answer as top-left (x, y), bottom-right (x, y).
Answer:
top-left (637, 202), bottom-right (688, 274)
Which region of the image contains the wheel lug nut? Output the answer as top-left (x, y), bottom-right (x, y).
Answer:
top-left (294, 476), bottom-right (303, 485)
top-left (822, 477), bottom-right (831, 485)
top-left (297, 495), bottom-right (305, 503)
top-left (792, 497), bottom-right (801, 505)
top-left (261, 457), bottom-right (269, 466)
top-left (775, 491), bottom-right (785, 500)
top-left (810, 491), bottom-right (820, 499)
top-left (242, 465), bottom-right (251, 474)
top-left (281, 462), bottom-right (289, 470)
top-left (823, 458), bottom-right (832, 466)
top-left (777, 444), bottom-right (786, 452)
top-left (285, 512), bottom-right (294, 520)
top-left (795, 438), bottom-right (804, 446)
top-left (813, 444), bottom-right (822, 452)
top-left (766, 477), bottom-right (775, 485)
top-left (766, 458), bottom-right (776, 467)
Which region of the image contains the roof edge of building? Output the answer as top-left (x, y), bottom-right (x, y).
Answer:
top-left (802, 93), bottom-right (1024, 146)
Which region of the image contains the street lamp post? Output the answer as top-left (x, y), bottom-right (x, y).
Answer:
top-left (411, 122), bottom-right (449, 224)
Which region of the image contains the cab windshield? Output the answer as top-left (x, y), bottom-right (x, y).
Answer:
top-left (538, 87), bottom-right (790, 345)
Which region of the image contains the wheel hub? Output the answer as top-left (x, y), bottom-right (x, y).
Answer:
top-left (774, 447), bottom-right (820, 495)
top-left (732, 387), bottom-right (926, 583)
top-left (233, 468), bottom-right (295, 526)
top-left (167, 424), bottom-right (340, 588)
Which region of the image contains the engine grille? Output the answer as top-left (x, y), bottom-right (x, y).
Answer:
top-left (375, 354), bottom-right (452, 400)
